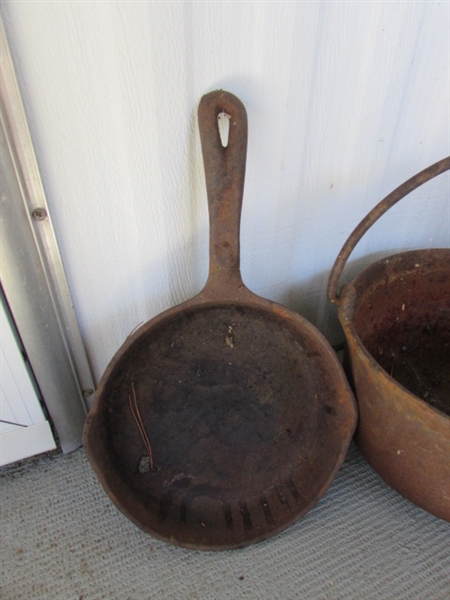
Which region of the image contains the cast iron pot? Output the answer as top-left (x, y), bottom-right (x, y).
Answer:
top-left (328, 156), bottom-right (450, 521)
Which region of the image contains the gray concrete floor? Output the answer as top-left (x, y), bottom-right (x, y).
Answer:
top-left (1, 442), bottom-right (449, 600)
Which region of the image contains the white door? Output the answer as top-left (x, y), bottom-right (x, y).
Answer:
top-left (0, 294), bottom-right (56, 466)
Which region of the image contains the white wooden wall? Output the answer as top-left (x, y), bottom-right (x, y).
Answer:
top-left (2, 2), bottom-right (449, 383)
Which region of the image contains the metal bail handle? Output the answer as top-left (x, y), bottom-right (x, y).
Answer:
top-left (327, 156), bottom-right (450, 305)
top-left (198, 90), bottom-right (248, 287)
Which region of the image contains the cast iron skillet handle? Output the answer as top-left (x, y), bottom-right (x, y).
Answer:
top-left (327, 156), bottom-right (450, 305)
top-left (198, 90), bottom-right (248, 290)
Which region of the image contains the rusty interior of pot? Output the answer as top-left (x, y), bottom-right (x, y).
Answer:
top-left (351, 249), bottom-right (450, 415)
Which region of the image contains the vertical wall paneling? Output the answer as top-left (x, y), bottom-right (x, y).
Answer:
top-left (1, 2), bottom-right (448, 382)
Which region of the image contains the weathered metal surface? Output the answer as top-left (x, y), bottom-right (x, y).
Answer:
top-left (83, 91), bottom-right (357, 549)
top-left (328, 157), bottom-right (450, 521)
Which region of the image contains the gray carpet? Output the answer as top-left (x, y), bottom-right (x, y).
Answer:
top-left (1, 442), bottom-right (449, 600)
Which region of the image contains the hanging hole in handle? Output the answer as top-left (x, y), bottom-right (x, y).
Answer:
top-left (218, 111), bottom-right (231, 147)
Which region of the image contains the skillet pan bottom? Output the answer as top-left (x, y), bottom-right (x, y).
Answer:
top-left (87, 304), bottom-right (353, 549)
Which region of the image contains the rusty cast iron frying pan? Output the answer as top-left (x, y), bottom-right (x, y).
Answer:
top-left (84, 91), bottom-right (357, 549)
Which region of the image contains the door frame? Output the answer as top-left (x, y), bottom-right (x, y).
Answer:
top-left (0, 20), bottom-right (95, 453)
